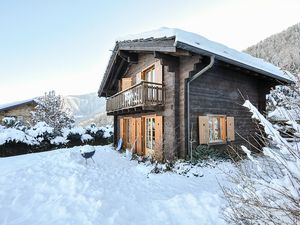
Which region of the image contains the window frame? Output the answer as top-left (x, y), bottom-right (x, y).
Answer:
top-left (142, 65), bottom-right (155, 82)
top-left (207, 114), bottom-right (227, 145)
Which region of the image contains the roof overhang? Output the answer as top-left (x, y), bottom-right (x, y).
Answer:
top-left (98, 35), bottom-right (294, 98)
top-left (175, 41), bottom-right (293, 84)
top-left (0, 99), bottom-right (37, 112)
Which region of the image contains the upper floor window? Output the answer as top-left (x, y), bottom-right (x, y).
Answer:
top-left (143, 66), bottom-right (155, 83)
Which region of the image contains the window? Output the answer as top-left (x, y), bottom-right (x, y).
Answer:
top-left (145, 117), bottom-right (155, 156)
top-left (199, 115), bottom-right (235, 145)
top-left (143, 66), bottom-right (155, 83)
top-left (208, 115), bottom-right (226, 143)
top-left (142, 66), bottom-right (160, 101)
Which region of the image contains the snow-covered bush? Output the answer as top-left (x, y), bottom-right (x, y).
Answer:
top-left (266, 82), bottom-right (300, 140)
top-left (267, 83), bottom-right (300, 118)
top-left (2, 117), bottom-right (17, 128)
top-left (62, 127), bottom-right (87, 145)
top-left (1, 117), bottom-right (28, 130)
top-left (222, 100), bottom-right (300, 224)
top-left (86, 124), bottom-right (113, 145)
top-left (101, 125), bottom-right (114, 138)
top-left (26, 122), bottom-right (54, 142)
top-left (0, 128), bottom-right (38, 146)
top-left (31, 91), bottom-right (74, 132)
top-left (50, 136), bottom-right (69, 146)
top-left (0, 122), bottom-right (113, 156)
top-left (80, 134), bottom-right (93, 143)
top-left (192, 145), bottom-right (228, 161)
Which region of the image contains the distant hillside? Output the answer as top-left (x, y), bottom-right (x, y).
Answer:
top-left (245, 23), bottom-right (300, 76)
top-left (63, 93), bottom-right (112, 126)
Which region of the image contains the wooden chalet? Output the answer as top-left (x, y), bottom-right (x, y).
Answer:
top-left (98, 28), bottom-right (293, 161)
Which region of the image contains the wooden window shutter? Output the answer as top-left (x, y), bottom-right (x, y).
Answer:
top-left (130, 118), bottom-right (136, 152)
top-left (199, 116), bottom-right (209, 144)
top-left (227, 117), bottom-right (235, 141)
top-left (121, 78), bottom-right (132, 91)
top-left (120, 118), bottom-right (124, 140)
top-left (155, 116), bottom-right (163, 161)
top-left (154, 61), bottom-right (162, 84)
top-left (135, 72), bottom-right (142, 84)
top-left (136, 117), bottom-right (143, 155)
top-left (220, 116), bottom-right (226, 142)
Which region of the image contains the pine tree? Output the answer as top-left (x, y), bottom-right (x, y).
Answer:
top-left (31, 91), bottom-right (74, 132)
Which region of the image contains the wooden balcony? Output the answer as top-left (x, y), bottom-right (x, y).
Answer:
top-left (106, 81), bottom-right (164, 115)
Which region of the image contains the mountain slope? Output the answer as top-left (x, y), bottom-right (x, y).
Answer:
top-left (63, 93), bottom-right (112, 126)
top-left (245, 23), bottom-right (300, 75)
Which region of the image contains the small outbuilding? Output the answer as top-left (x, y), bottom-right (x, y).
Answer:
top-left (0, 99), bottom-right (37, 125)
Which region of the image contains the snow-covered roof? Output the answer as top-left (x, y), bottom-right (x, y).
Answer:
top-left (118, 27), bottom-right (294, 83)
top-left (0, 98), bottom-right (37, 111)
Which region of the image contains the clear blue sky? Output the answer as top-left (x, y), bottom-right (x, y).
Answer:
top-left (0, 0), bottom-right (299, 103)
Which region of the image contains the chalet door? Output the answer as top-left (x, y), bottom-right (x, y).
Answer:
top-left (145, 116), bottom-right (155, 157)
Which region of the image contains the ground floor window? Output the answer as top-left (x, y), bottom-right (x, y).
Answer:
top-left (145, 117), bottom-right (155, 151)
top-left (199, 115), bottom-right (235, 145)
top-left (208, 115), bottom-right (226, 143)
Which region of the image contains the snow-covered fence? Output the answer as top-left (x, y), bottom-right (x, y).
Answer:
top-left (0, 119), bottom-right (113, 157)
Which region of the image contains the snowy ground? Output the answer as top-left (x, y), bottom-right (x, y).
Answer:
top-left (0, 145), bottom-right (234, 225)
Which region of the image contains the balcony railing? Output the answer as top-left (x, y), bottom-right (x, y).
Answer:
top-left (106, 81), bottom-right (164, 113)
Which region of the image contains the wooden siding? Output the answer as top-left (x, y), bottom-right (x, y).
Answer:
top-left (124, 54), bottom-right (158, 80)
top-left (178, 56), bottom-right (202, 158)
top-left (188, 60), bottom-right (274, 151)
top-left (161, 63), bottom-right (179, 160)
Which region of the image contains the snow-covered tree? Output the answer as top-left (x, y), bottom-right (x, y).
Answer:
top-left (31, 91), bottom-right (74, 132)
top-left (245, 22), bottom-right (300, 130)
top-left (222, 101), bottom-right (300, 225)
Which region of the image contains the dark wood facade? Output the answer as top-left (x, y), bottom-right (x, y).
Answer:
top-left (98, 37), bottom-right (288, 161)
